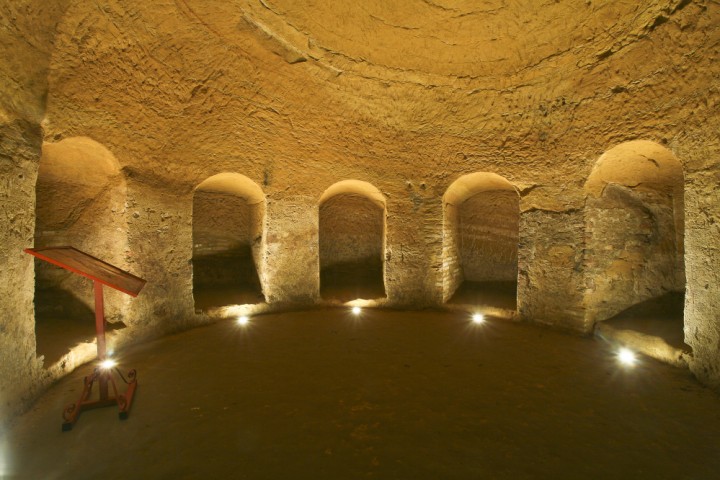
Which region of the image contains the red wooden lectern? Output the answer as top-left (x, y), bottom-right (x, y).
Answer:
top-left (25, 246), bottom-right (147, 431)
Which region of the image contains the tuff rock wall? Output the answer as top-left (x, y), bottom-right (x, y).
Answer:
top-left (0, 0), bottom-right (71, 427)
top-left (319, 194), bottom-right (385, 269)
top-left (459, 191), bottom-right (519, 283)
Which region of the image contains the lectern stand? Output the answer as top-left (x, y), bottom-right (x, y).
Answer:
top-left (24, 246), bottom-right (147, 431)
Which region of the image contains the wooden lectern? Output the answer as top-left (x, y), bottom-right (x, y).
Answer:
top-left (24, 246), bottom-right (147, 431)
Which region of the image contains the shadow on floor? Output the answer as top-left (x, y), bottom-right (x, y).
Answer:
top-left (448, 280), bottom-right (517, 311)
top-left (602, 291), bottom-right (688, 351)
top-left (35, 287), bottom-right (125, 366)
top-left (321, 261), bottom-right (386, 302)
top-left (193, 249), bottom-right (264, 310)
top-left (193, 285), bottom-right (266, 311)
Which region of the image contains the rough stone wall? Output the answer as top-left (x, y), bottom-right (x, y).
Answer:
top-left (319, 193), bottom-right (384, 269)
top-left (441, 202), bottom-right (462, 302)
top-left (675, 129), bottom-right (720, 390)
top-left (518, 204), bottom-right (587, 332)
top-left (584, 184), bottom-right (683, 323)
top-left (123, 180), bottom-right (196, 333)
top-left (0, 118), bottom-right (43, 427)
top-left (459, 191), bottom-right (519, 283)
top-left (384, 181), bottom-right (445, 307)
top-left (263, 194), bottom-right (320, 304)
top-left (193, 191), bottom-right (252, 257)
top-left (0, 0), bottom-right (71, 427)
top-left (673, 190), bottom-right (686, 284)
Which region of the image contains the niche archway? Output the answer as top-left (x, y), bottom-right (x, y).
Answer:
top-left (34, 137), bottom-right (128, 366)
top-left (584, 140), bottom-right (685, 340)
top-left (319, 180), bottom-right (387, 302)
top-left (192, 173), bottom-right (266, 310)
top-left (442, 173), bottom-right (519, 309)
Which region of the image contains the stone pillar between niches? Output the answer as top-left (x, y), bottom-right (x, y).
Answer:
top-left (0, 118), bottom-right (43, 427)
top-left (263, 194), bottom-right (320, 304)
top-left (517, 207), bottom-right (587, 332)
top-left (684, 168), bottom-right (720, 390)
top-left (384, 184), bottom-right (444, 307)
top-left (124, 180), bottom-right (195, 333)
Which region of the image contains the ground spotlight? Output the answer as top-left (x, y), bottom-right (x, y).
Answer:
top-left (237, 315), bottom-right (250, 326)
top-left (472, 313), bottom-right (485, 324)
top-left (99, 358), bottom-right (117, 370)
top-left (618, 347), bottom-right (637, 366)
top-left (351, 306), bottom-right (362, 316)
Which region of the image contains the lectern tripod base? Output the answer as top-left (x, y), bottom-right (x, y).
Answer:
top-left (62, 367), bottom-right (138, 431)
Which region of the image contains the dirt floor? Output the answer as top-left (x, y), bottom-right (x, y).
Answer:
top-left (2, 308), bottom-right (720, 479)
top-left (34, 287), bottom-right (125, 366)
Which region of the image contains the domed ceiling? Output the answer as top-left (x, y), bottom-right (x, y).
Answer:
top-left (41, 0), bottom-right (714, 166)
top-left (198, 0), bottom-right (690, 82)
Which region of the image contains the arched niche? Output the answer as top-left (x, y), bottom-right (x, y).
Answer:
top-left (34, 137), bottom-right (128, 367)
top-left (318, 180), bottom-right (387, 301)
top-left (192, 173), bottom-right (266, 310)
top-left (584, 140), bottom-right (685, 331)
top-left (442, 172), bottom-right (519, 309)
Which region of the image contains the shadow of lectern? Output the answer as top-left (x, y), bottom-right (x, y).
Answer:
top-left (25, 246), bottom-right (147, 431)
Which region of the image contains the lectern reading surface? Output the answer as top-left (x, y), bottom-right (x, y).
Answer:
top-left (26, 246), bottom-right (145, 296)
top-left (25, 246), bottom-right (147, 431)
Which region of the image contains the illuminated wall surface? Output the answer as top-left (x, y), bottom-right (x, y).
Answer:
top-left (1, 0), bottom-right (719, 426)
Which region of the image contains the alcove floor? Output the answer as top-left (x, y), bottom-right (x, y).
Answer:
top-left (3, 309), bottom-right (719, 479)
top-left (595, 292), bottom-right (689, 367)
top-left (448, 280), bottom-right (517, 311)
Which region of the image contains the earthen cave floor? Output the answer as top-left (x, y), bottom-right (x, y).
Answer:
top-left (4, 309), bottom-right (720, 479)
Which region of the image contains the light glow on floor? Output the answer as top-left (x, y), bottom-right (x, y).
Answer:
top-left (0, 439), bottom-right (10, 478)
top-left (618, 347), bottom-right (637, 366)
top-left (99, 358), bottom-right (117, 370)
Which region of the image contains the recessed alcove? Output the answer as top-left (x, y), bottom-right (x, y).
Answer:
top-left (33, 137), bottom-right (128, 367)
top-left (585, 140), bottom-right (686, 355)
top-left (442, 173), bottom-right (519, 311)
top-left (319, 180), bottom-right (387, 302)
top-left (192, 173), bottom-right (266, 310)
